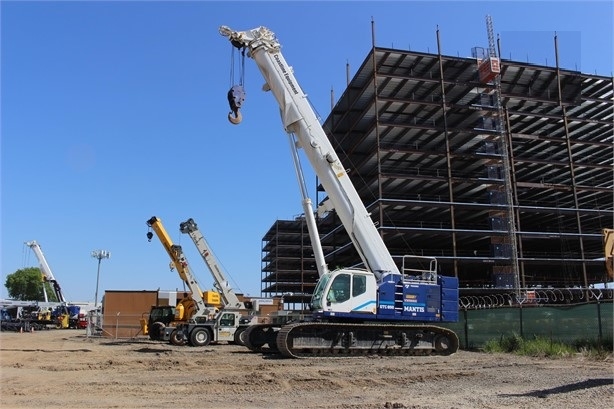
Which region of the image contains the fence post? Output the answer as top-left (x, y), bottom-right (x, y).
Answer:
top-left (596, 296), bottom-right (603, 343)
top-left (463, 309), bottom-right (469, 349)
top-left (518, 303), bottom-right (524, 338)
top-left (115, 312), bottom-right (120, 339)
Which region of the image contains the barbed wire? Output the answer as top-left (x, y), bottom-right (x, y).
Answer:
top-left (459, 287), bottom-right (613, 309)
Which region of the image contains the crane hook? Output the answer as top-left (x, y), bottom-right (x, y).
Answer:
top-left (228, 110), bottom-right (242, 124)
top-left (227, 85), bottom-right (245, 125)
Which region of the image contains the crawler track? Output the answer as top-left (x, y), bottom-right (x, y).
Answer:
top-left (243, 324), bottom-right (280, 353)
top-left (277, 322), bottom-right (459, 359)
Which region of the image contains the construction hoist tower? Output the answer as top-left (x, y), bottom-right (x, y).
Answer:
top-left (474, 15), bottom-right (521, 296)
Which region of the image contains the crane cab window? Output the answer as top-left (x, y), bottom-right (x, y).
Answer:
top-left (327, 273), bottom-right (350, 303)
top-left (219, 313), bottom-right (235, 327)
top-left (352, 275), bottom-right (367, 297)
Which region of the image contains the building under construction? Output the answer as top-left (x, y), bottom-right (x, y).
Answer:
top-left (259, 28), bottom-right (613, 307)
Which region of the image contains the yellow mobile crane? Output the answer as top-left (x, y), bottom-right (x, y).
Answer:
top-left (145, 216), bottom-right (256, 347)
top-left (143, 216), bottom-right (220, 344)
top-left (604, 228), bottom-right (614, 279)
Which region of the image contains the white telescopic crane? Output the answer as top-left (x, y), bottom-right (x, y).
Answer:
top-left (219, 25), bottom-right (460, 358)
top-left (179, 218), bottom-right (246, 310)
top-left (25, 240), bottom-right (67, 304)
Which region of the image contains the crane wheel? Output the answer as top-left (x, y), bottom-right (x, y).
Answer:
top-left (233, 327), bottom-right (247, 346)
top-left (169, 329), bottom-right (187, 346)
top-left (189, 328), bottom-right (211, 347)
top-left (149, 322), bottom-right (165, 341)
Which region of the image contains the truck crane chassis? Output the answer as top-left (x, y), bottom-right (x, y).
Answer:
top-left (244, 322), bottom-right (458, 358)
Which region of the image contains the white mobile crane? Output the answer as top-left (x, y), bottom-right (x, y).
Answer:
top-left (25, 240), bottom-right (78, 328)
top-left (220, 25), bottom-right (460, 358)
top-left (179, 218), bottom-right (246, 310)
top-left (145, 216), bottom-right (255, 346)
top-left (25, 240), bottom-right (67, 304)
top-left (179, 217), bottom-right (273, 343)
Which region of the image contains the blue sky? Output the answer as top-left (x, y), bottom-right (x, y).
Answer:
top-left (2, 0), bottom-right (612, 303)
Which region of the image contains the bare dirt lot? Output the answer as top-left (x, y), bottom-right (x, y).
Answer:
top-left (0, 329), bottom-right (612, 409)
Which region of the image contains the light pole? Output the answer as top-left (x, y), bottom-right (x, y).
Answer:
top-left (91, 250), bottom-right (110, 309)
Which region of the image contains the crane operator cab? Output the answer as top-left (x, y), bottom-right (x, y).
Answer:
top-left (312, 269), bottom-right (376, 316)
top-left (218, 312), bottom-right (236, 327)
top-left (311, 261), bottom-right (458, 324)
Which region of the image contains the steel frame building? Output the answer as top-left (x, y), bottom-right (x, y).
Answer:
top-left (260, 43), bottom-right (613, 307)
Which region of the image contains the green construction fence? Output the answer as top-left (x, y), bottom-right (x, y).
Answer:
top-left (441, 301), bottom-right (613, 349)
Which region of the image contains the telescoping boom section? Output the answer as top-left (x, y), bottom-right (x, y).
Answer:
top-left (220, 26), bottom-right (460, 358)
top-left (179, 218), bottom-right (245, 310)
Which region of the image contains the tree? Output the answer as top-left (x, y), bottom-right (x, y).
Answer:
top-left (4, 267), bottom-right (57, 301)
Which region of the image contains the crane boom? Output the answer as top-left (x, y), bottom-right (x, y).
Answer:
top-left (179, 218), bottom-right (245, 309)
top-left (219, 26), bottom-right (397, 281)
top-left (25, 240), bottom-right (67, 304)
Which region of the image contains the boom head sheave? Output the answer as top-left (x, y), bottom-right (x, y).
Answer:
top-left (219, 26), bottom-right (280, 52)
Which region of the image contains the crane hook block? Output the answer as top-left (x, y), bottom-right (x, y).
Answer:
top-left (227, 85), bottom-right (245, 125)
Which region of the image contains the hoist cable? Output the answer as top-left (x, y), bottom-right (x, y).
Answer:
top-left (240, 48), bottom-right (246, 87)
top-left (228, 45), bottom-right (235, 87)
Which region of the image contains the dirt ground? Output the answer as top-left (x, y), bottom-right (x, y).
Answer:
top-left (0, 329), bottom-right (612, 409)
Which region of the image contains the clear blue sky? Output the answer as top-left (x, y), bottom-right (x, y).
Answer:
top-left (2, 0), bottom-right (612, 303)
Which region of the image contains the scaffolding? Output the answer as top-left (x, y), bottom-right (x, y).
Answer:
top-left (260, 28), bottom-right (613, 304)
